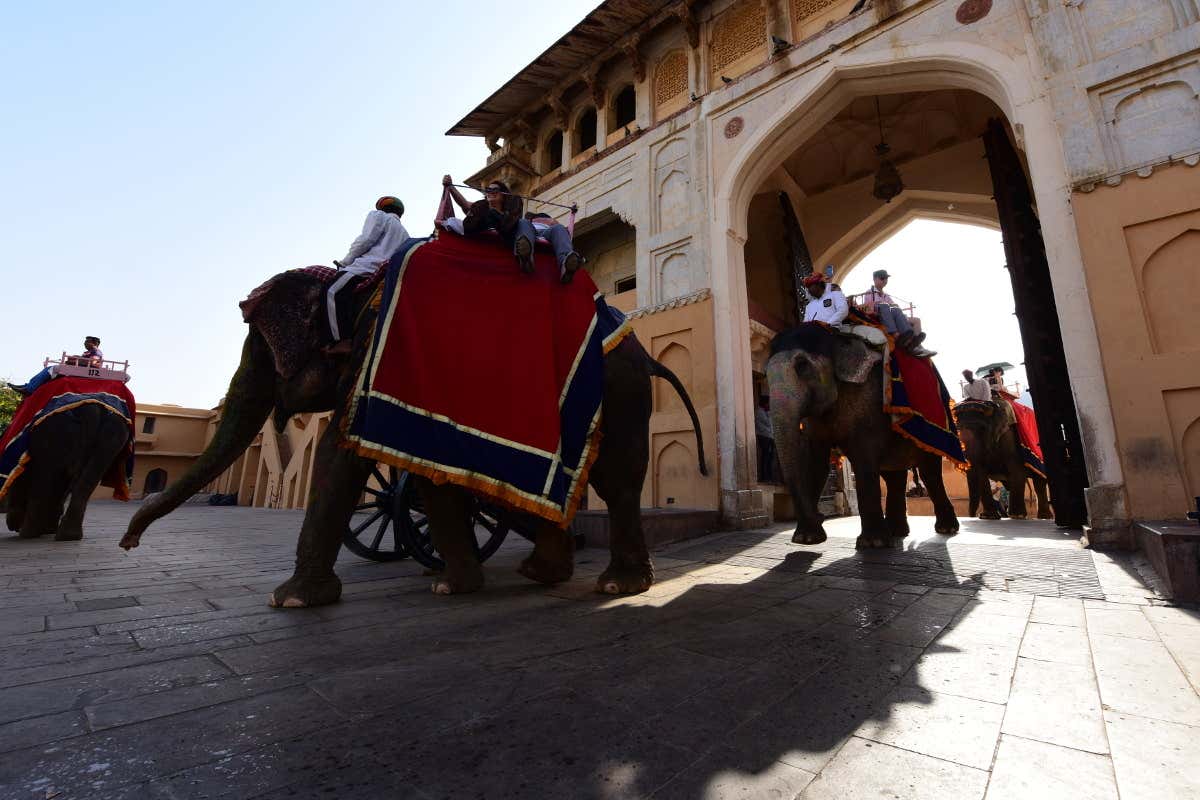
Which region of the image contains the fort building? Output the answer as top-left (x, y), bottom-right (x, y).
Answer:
top-left (125, 0), bottom-right (1200, 599)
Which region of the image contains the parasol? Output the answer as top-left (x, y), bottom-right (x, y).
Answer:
top-left (975, 361), bottom-right (1014, 378)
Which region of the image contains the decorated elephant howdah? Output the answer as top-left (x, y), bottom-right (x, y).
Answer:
top-left (0, 378), bottom-right (135, 541)
top-left (122, 238), bottom-right (708, 607)
top-left (766, 323), bottom-right (960, 549)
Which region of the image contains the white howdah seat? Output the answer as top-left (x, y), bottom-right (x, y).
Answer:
top-left (44, 353), bottom-right (131, 383)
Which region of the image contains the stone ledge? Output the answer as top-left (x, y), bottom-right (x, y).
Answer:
top-left (1134, 521), bottom-right (1200, 603)
top-left (575, 507), bottom-right (721, 550)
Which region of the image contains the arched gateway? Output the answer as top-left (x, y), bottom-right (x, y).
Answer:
top-left (434, 0), bottom-right (1200, 595)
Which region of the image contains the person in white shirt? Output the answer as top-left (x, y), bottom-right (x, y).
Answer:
top-left (327, 196), bottom-right (410, 344)
top-left (858, 269), bottom-right (935, 358)
top-left (961, 369), bottom-right (993, 402)
top-left (801, 273), bottom-right (849, 326)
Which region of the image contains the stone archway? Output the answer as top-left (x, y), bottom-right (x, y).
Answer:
top-left (708, 47), bottom-right (1125, 531)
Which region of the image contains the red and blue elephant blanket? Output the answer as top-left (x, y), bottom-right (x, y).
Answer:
top-left (344, 231), bottom-right (630, 528)
top-left (0, 378), bottom-right (136, 502)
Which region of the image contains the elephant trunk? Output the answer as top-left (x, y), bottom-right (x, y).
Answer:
top-left (121, 332), bottom-right (276, 549)
top-left (766, 352), bottom-right (811, 495)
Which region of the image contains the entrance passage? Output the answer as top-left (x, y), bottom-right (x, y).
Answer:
top-left (742, 88), bottom-right (1089, 527)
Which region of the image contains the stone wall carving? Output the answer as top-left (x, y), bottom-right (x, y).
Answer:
top-left (791, 0), bottom-right (841, 24)
top-left (659, 251), bottom-right (691, 301)
top-left (654, 49), bottom-right (689, 109)
top-left (709, 0), bottom-right (766, 78)
top-left (655, 341), bottom-right (693, 412)
top-left (1142, 229), bottom-right (1200, 354)
top-left (1090, 58), bottom-right (1200, 176)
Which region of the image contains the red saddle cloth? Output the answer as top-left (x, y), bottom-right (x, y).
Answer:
top-left (0, 377), bottom-right (136, 502)
top-left (1005, 395), bottom-right (1044, 467)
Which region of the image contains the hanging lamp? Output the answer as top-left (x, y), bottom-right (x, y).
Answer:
top-left (871, 96), bottom-right (905, 203)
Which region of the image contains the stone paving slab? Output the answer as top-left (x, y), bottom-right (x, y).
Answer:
top-left (0, 503), bottom-right (1196, 799)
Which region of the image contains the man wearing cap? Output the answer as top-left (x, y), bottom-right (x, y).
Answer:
top-left (859, 269), bottom-right (935, 358)
top-left (801, 273), bottom-right (849, 326)
top-left (327, 196), bottom-right (410, 345)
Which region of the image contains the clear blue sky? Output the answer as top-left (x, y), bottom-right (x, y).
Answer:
top-left (1, 2), bottom-right (1027, 408)
top-left (0, 1), bottom-right (598, 406)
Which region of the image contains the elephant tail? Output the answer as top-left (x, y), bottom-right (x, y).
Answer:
top-left (121, 331), bottom-right (276, 550)
top-left (646, 354), bottom-right (709, 477)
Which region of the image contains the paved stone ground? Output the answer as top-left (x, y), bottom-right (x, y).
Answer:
top-left (1, 503), bottom-right (1198, 799)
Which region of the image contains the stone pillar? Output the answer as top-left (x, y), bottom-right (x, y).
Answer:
top-left (709, 224), bottom-right (769, 530)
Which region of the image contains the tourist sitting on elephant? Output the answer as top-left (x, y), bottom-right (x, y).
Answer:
top-left (443, 174), bottom-right (583, 283)
top-left (9, 336), bottom-right (103, 396)
top-left (962, 369), bottom-right (993, 401)
top-left (327, 196), bottom-right (409, 347)
top-left (858, 269), bottom-right (935, 358)
top-left (801, 273), bottom-right (849, 325)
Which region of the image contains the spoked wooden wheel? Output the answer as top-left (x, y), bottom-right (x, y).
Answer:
top-left (342, 465), bottom-right (409, 562)
top-left (393, 471), bottom-right (512, 570)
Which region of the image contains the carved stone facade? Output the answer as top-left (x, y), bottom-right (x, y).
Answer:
top-left (448, 0), bottom-right (1198, 554)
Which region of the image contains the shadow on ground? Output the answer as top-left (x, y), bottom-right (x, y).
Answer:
top-left (0, 506), bottom-right (1070, 799)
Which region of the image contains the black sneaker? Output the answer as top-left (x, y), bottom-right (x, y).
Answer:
top-left (515, 237), bottom-right (534, 274)
top-left (561, 252), bottom-right (584, 284)
top-left (6, 382), bottom-right (28, 396)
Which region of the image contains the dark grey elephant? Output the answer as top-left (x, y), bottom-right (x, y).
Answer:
top-left (4, 402), bottom-right (131, 541)
top-left (955, 400), bottom-right (1052, 520)
top-left (766, 325), bottom-right (959, 549)
top-left (120, 268), bottom-right (708, 607)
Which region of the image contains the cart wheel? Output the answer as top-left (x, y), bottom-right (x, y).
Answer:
top-left (394, 471), bottom-right (512, 570)
top-left (342, 465), bottom-right (409, 562)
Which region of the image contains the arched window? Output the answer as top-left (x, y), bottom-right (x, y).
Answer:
top-left (545, 130), bottom-right (563, 171)
top-left (144, 468), bottom-right (167, 495)
top-left (611, 85), bottom-right (636, 132)
top-left (576, 107), bottom-right (597, 153)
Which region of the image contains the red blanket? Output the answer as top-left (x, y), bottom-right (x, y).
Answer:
top-left (345, 231), bottom-right (630, 526)
top-left (0, 378), bottom-right (136, 501)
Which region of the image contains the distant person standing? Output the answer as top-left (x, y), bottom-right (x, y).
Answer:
top-left (755, 395), bottom-right (776, 483)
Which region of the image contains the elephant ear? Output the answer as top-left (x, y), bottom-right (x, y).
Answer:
top-left (240, 272), bottom-right (326, 379)
top-left (832, 335), bottom-right (882, 385)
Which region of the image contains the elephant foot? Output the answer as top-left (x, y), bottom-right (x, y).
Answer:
top-left (979, 510), bottom-right (1002, 521)
top-left (119, 531), bottom-right (142, 550)
top-left (886, 520), bottom-right (910, 539)
top-left (1037, 510), bottom-right (1054, 520)
top-left (268, 574), bottom-right (342, 608)
top-left (791, 526), bottom-right (827, 545)
top-left (517, 554), bottom-right (573, 585)
top-left (431, 564), bottom-right (484, 595)
top-left (18, 527), bottom-right (48, 539)
top-left (54, 527), bottom-right (83, 542)
top-left (935, 516), bottom-right (960, 536)
top-left (1009, 513), bottom-right (1028, 520)
top-left (856, 532), bottom-right (898, 549)
top-left (596, 561), bottom-right (653, 595)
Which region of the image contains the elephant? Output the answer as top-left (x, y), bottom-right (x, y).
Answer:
top-left (766, 324), bottom-right (959, 549)
top-left (954, 400), bottom-right (1052, 520)
top-left (3, 401), bottom-right (131, 541)
top-left (119, 268), bottom-right (708, 607)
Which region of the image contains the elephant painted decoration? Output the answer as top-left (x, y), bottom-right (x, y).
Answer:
top-left (3, 402), bottom-right (131, 541)
top-left (120, 269), bottom-right (708, 607)
top-left (954, 401), bottom-right (1052, 520)
top-left (766, 325), bottom-right (959, 549)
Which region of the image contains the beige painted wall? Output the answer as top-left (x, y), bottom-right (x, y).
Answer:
top-left (1071, 162), bottom-right (1200, 520)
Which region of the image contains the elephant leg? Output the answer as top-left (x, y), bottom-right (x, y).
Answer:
top-left (269, 425), bottom-right (372, 608)
top-left (518, 518), bottom-right (574, 585)
top-left (852, 457), bottom-right (890, 549)
top-left (974, 469), bottom-right (1002, 520)
top-left (589, 452), bottom-right (653, 596)
top-left (920, 455), bottom-right (959, 535)
top-left (20, 459), bottom-right (68, 538)
top-left (967, 470), bottom-right (980, 518)
top-left (1033, 475), bottom-right (1053, 519)
top-left (1005, 470), bottom-right (1029, 519)
top-left (881, 469), bottom-right (909, 541)
top-left (5, 474), bottom-right (28, 533)
top-left (791, 442), bottom-right (830, 545)
top-left (55, 448), bottom-right (117, 542)
top-left (418, 480), bottom-right (484, 595)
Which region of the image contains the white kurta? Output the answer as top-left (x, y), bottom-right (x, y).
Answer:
top-left (803, 287), bottom-right (849, 325)
top-left (340, 210), bottom-right (410, 275)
